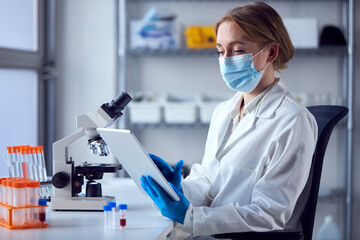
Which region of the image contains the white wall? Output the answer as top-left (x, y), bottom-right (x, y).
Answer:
top-left (55, 0), bottom-right (117, 167)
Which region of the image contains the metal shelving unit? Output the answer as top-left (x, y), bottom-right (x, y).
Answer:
top-left (127, 46), bottom-right (347, 57)
top-left (117, 0), bottom-right (355, 239)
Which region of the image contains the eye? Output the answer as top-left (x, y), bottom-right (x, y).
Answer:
top-left (233, 49), bottom-right (245, 55)
top-left (217, 50), bottom-right (224, 57)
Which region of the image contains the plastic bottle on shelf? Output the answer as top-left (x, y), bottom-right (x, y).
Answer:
top-left (317, 215), bottom-right (341, 240)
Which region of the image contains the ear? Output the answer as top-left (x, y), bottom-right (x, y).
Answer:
top-left (267, 42), bottom-right (279, 63)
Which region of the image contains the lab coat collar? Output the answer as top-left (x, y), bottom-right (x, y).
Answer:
top-left (255, 81), bottom-right (288, 119)
top-left (214, 81), bottom-right (287, 155)
top-left (228, 80), bottom-right (287, 119)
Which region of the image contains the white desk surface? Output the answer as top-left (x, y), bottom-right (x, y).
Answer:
top-left (0, 178), bottom-right (175, 240)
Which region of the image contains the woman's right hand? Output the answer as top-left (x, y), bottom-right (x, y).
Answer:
top-left (148, 153), bottom-right (183, 192)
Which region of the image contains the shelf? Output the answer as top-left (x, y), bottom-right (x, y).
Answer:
top-left (127, 46), bottom-right (347, 57)
top-left (295, 46), bottom-right (347, 56)
top-left (133, 0), bottom-right (338, 2)
top-left (128, 48), bottom-right (217, 56)
top-left (318, 188), bottom-right (346, 203)
top-left (129, 122), bottom-right (209, 129)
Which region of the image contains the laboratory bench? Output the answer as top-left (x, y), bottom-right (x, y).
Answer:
top-left (0, 178), bottom-right (175, 240)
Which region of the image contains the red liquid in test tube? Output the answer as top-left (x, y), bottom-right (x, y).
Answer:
top-left (119, 204), bottom-right (127, 228)
top-left (120, 218), bottom-right (126, 227)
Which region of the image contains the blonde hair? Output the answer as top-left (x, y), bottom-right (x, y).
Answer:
top-left (214, 2), bottom-right (294, 72)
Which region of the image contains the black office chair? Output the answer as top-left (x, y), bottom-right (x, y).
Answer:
top-left (211, 105), bottom-right (348, 240)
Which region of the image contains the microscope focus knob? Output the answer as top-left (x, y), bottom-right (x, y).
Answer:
top-left (52, 171), bottom-right (70, 189)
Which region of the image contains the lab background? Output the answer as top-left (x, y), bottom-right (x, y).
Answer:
top-left (0, 0), bottom-right (359, 239)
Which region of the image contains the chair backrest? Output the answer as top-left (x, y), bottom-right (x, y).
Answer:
top-left (300, 105), bottom-right (348, 239)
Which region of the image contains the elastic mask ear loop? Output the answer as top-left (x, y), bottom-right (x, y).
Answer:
top-left (253, 46), bottom-right (270, 72)
top-left (252, 47), bottom-right (266, 58)
top-left (261, 62), bottom-right (271, 71)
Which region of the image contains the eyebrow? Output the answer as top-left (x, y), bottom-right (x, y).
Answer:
top-left (216, 40), bottom-right (247, 47)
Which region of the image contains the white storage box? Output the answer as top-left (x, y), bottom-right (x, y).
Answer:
top-left (164, 94), bottom-right (198, 124)
top-left (198, 94), bottom-right (229, 123)
top-left (198, 102), bottom-right (218, 124)
top-left (128, 102), bottom-right (162, 124)
top-left (283, 18), bottom-right (318, 48)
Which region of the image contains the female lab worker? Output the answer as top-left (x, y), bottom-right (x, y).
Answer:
top-left (141, 1), bottom-right (318, 237)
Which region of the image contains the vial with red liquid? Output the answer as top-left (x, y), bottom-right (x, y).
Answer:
top-left (38, 199), bottom-right (47, 223)
top-left (119, 204), bottom-right (127, 228)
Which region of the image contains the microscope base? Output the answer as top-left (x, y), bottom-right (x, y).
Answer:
top-left (51, 195), bottom-right (115, 211)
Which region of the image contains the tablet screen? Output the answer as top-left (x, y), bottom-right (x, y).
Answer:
top-left (97, 128), bottom-right (180, 201)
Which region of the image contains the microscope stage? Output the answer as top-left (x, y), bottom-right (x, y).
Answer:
top-left (51, 195), bottom-right (115, 211)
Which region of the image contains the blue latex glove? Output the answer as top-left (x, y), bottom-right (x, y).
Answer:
top-left (141, 175), bottom-right (190, 224)
top-left (149, 153), bottom-right (183, 192)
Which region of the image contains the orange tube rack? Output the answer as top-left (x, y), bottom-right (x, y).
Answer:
top-left (0, 203), bottom-right (48, 229)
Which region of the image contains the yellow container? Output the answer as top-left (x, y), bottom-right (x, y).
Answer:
top-left (184, 26), bottom-right (217, 49)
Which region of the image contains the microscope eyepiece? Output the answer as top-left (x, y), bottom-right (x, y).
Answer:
top-left (110, 92), bottom-right (132, 110)
top-left (101, 92), bottom-right (132, 119)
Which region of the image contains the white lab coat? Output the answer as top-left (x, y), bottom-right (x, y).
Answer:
top-left (181, 82), bottom-right (318, 236)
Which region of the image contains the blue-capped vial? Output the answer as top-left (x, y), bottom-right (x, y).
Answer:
top-left (119, 204), bottom-right (127, 228)
top-left (103, 205), bottom-right (112, 230)
top-left (38, 199), bottom-right (47, 223)
top-left (108, 202), bottom-right (116, 227)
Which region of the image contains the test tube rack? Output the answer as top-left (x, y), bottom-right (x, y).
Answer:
top-left (0, 203), bottom-right (48, 229)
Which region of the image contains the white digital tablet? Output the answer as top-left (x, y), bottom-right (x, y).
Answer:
top-left (97, 128), bottom-right (180, 201)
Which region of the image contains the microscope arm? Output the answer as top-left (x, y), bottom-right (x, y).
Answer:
top-left (52, 129), bottom-right (85, 198)
top-left (53, 129), bottom-right (85, 164)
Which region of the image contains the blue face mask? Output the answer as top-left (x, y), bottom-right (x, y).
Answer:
top-left (219, 48), bottom-right (269, 92)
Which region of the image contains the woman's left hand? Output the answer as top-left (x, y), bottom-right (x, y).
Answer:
top-left (140, 175), bottom-right (190, 224)
top-left (148, 153), bottom-right (183, 192)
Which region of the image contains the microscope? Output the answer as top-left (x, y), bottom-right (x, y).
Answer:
top-left (51, 92), bottom-right (132, 211)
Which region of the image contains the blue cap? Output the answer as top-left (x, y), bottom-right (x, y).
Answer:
top-left (108, 202), bottom-right (116, 208)
top-left (103, 205), bottom-right (111, 211)
top-left (38, 199), bottom-right (47, 206)
top-left (119, 204), bottom-right (127, 210)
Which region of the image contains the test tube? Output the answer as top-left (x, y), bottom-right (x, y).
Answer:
top-left (20, 148), bottom-right (30, 179)
top-left (26, 181), bottom-right (40, 224)
top-left (5, 180), bottom-right (14, 224)
top-left (38, 199), bottom-right (47, 224)
top-left (14, 147), bottom-right (23, 177)
top-left (119, 204), bottom-right (127, 228)
top-left (2, 179), bottom-right (8, 205)
top-left (2, 180), bottom-right (8, 222)
top-left (29, 148), bottom-right (39, 181)
top-left (12, 181), bottom-right (27, 226)
top-left (108, 202), bottom-right (116, 228)
top-left (103, 205), bottom-right (112, 231)
top-left (32, 147), bottom-right (43, 182)
top-left (0, 178), bottom-right (5, 220)
top-left (27, 148), bottom-right (35, 180)
top-left (6, 147), bottom-right (15, 177)
top-left (39, 146), bottom-right (47, 181)
top-left (6, 180), bottom-right (14, 206)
